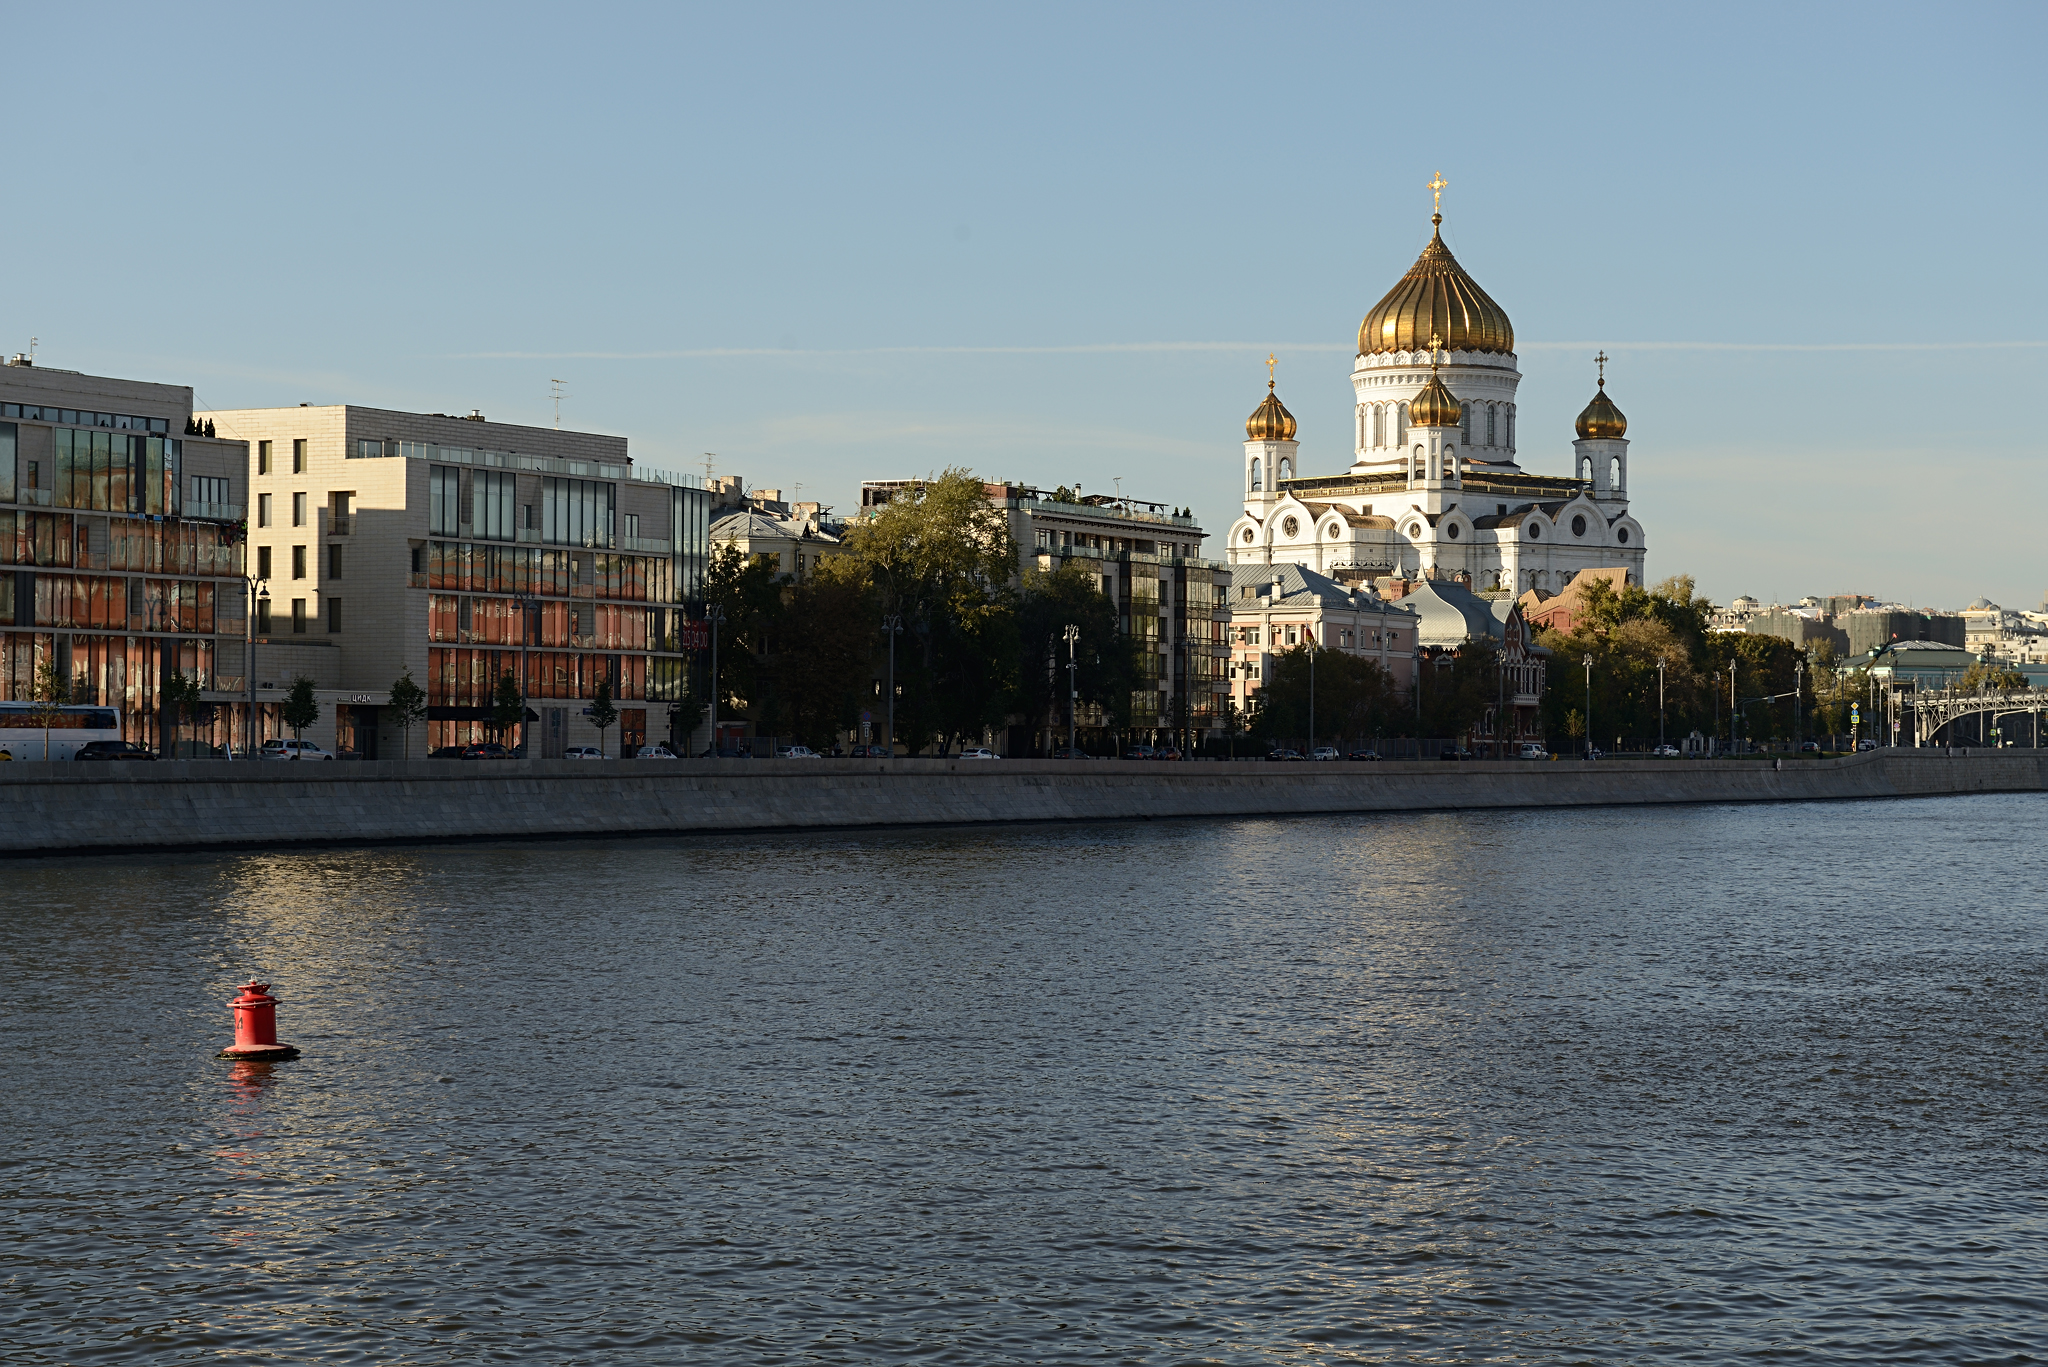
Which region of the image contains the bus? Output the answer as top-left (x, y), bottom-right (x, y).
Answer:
top-left (0, 704), bottom-right (124, 761)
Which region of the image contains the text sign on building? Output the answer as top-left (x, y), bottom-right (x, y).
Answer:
top-left (679, 619), bottom-right (710, 650)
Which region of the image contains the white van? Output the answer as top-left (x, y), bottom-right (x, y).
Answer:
top-left (1518, 743), bottom-right (1550, 760)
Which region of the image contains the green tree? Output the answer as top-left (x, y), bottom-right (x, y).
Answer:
top-left (1256, 644), bottom-right (1402, 748)
top-left (1416, 640), bottom-right (1502, 743)
top-left (1015, 559), bottom-right (1137, 751)
top-left (281, 676), bottom-right (319, 753)
top-left (490, 670), bottom-right (525, 749)
top-left (29, 659), bottom-right (67, 761)
top-left (668, 687), bottom-right (707, 755)
top-left (387, 668), bottom-right (427, 759)
top-left (768, 565), bottom-right (880, 750)
top-left (837, 468), bottom-right (1018, 755)
top-left (160, 670), bottom-right (202, 758)
top-left (589, 677), bottom-right (618, 758)
top-left (706, 540), bottom-right (789, 734)
top-left (1958, 660), bottom-right (2027, 692)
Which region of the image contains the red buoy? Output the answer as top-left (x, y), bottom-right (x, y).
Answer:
top-left (217, 981), bottom-right (301, 1060)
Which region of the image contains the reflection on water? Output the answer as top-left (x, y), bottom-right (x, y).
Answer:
top-left (4, 795), bottom-right (2046, 1364)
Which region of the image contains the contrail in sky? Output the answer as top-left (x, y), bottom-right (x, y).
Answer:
top-left (449, 340), bottom-right (2048, 360)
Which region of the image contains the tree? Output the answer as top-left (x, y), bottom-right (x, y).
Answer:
top-left (281, 676), bottom-right (319, 755)
top-left (162, 670), bottom-right (202, 759)
top-left (1014, 559), bottom-right (1136, 752)
top-left (668, 687), bottom-right (707, 755)
top-left (1958, 661), bottom-right (2027, 693)
top-left (1256, 644), bottom-right (1401, 748)
top-left (29, 659), bottom-right (67, 762)
top-left (705, 540), bottom-right (789, 735)
top-left (490, 671), bottom-right (525, 749)
top-left (387, 668), bottom-right (427, 759)
top-left (768, 564), bottom-right (880, 750)
top-left (838, 470), bottom-right (1019, 755)
top-left (589, 677), bottom-right (618, 758)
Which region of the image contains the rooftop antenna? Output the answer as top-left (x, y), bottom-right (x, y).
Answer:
top-left (28, 336), bottom-right (37, 363)
top-left (548, 377), bottom-right (566, 429)
top-left (702, 452), bottom-right (717, 482)
top-left (1114, 476), bottom-right (1123, 505)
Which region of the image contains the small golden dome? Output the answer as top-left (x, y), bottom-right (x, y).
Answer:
top-left (1358, 215), bottom-right (1514, 357)
top-left (1575, 386), bottom-right (1628, 439)
top-left (1410, 370), bottom-right (1462, 428)
top-left (1246, 381), bottom-right (1297, 442)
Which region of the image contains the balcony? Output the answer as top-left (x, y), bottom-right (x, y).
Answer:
top-left (407, 571), bottom-right (428, 589)
top-left (184, 500), bottom-right (245, 523)
top-left (15, 488), bottom-right (53, 507)
top-left (618, 535), bottom-right (673, 555)
top-left (329, 513), bottom-right (352, 536)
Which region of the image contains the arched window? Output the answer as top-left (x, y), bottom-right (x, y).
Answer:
top-left (1249, 458), bottom-right (1262, 492)
top-left (1486, 404), bottom-right (1497, 446)
top-left (1461, 404), bottom-right (1471, 442)
top-left (1609, 456), bottom-right (1622, 488)
top-left (1412, 445), bottom-right (1425, 480)
top-left (1506, 407), bottom-right (1514, 450)
top-left (1396, 403), bottom-right (1409, 444)
top-left (1278, 457), bottom-right (1291, 480)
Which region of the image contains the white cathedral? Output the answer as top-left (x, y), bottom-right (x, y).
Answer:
top-left (1227, 197), bottom-right (1647, 595)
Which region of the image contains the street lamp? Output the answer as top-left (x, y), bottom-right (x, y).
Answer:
top-left (883, 613), bottom-right (903, 757)
top-left (1584, 654), bottom-right (1593, 760)
top-left (245, 577), bottom-right (269, 758)
top-left (705, 603), bottom-right (726, 755)
top-left (1657, 655), bottom-right (1666, 751)
top-left (1308, 629), bottom-right (1317, 757)
top-left (512, 593), bottom-right (538, 756)
top-left (1063, 623), bottom-right (1080, 757)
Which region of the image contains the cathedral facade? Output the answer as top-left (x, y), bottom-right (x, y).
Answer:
top-left (1227, 201), bottom-right (1647, 596)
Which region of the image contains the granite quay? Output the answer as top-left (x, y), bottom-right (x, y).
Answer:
top-left (0, 749), bottom-right (2039, 855)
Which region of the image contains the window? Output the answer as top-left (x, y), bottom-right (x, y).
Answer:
top-left (1571, 514), bottom-right (1587, 537)
top-left (257, 546), bottom-right (273, 579)
top-left (541, 476), bottom-right (615, 546)
top-left (1487, 406), bottom-right (1497, 446)
top-left (410, 545), bottom-right (424, 574)
top-left (472, 470), bottom-right (515, 540)
top-left (334, 491), bottom-right (353, 517)
top-left (292, 438), bottom-right (306, 474)
top-left (292, 545), bottom-right (306, 579)
top-left (292, 492), bottom-right (307, 526)
top-left (258, 440), bottom-right (272, 475)
top-left (430, 464), bottom-right (461, 536)
top-left (190, 475), bottom-right (230, 506)
top-left (255, 597), bottom-right (272, 633)
top-left (624, 513), bottom-right (640, 539)
top-left (291, 598), bottom-right (307, 633)
top-left (258, 493), bottom-right (273, 527)
top-left (327, 598), bottom-right (342, 633)
top-left (522, 503), bottom-right (535, 530)
top-left (328, 545), bottom-right (343, 580)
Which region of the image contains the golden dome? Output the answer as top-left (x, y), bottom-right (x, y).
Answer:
top-left (1358, 215), bottom-right (1515, 357)
top-left (1575, 386), bottom-right (1628, 439)
top-left (1246, 381), bottom-right (1297, 442)
top-left (1410, 370), bottom-right (1462, 428)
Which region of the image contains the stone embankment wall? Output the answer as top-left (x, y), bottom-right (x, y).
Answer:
top-left (0, 752), bottom-right (2042, 856)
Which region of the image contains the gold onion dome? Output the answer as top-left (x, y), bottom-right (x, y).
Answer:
top-left (1576, 386), bottom-right (1627, 439)
top-left (1358, 216), bottom-right (1515, 356)
top-left (1410, 369), bottom-right (1462, 428)
top-left (1246, 381), bottom-right (1297, 442)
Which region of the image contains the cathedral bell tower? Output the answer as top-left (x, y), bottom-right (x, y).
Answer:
top-left (1405, 335), bottom-right (1463, 501)
top-left (1244, 355), bottom-right (1297, 513)
top-left (1572, 351), bottom-right (1629, 503)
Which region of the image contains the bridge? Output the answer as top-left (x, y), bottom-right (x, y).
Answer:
top-left (1910, 687), bottom-right (2048, 747)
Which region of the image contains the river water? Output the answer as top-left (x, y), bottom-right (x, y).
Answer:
top-left (4, 795), bottom-right (2045, 1364)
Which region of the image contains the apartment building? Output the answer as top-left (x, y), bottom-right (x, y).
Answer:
top-left (859, 479), bottom-right (1232, 747)
top-left (209, 404), bottom-right (710, 757)
top-left (0, 358), bottom-right (249, 752)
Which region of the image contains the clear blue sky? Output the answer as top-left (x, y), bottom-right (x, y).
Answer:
top-left (13, 3), bottom-right (2044, 611)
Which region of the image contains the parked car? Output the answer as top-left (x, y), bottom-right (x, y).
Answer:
top-left (774, 745), bottom-right (822, 759)
top-left (1122, 744), bottom-right (1157, 761)
top-left (1347, 749), bottom-right (1381, 761)
top-left (1439, 747), bottom-right (1474, 761)
top-left (699, 746), bottom-right (752, 759)
top-left (1152, 746), bottom-right (1183, 761)
top-left (1651, 744), bottom-right (1681, 758)
top-left (1582, 747), bottom-right (1604, 761)
top-left (428, 745), bottom-right (466, 759)
top-left (461, 742), bottom-right (513, 760)
top-left (258, 739), bottom-right (334, 761)
top-left (1800, 741), bottom-right (1822, 754)
top-left (957, 747), bottom-right (1000, 760)
top-left (1266, 748), bottom-right (1304, 761)
top-left (73, 740), bottom-right (157, 762)
top-left (1051, 746), bottom-right (1091, 760)
top-left (564, 746), bottom-right (606, 760)
top-left (847, 744), bottom-right (892, 758)
top-left (1310, 746), bottom-right (1340, 762)
top-left (1518, 743), bottom-right (1550, 760)
top-left (1856, 739), bottom-right (1878, 752)
top-left (631, 744), bottom-right (680, 760)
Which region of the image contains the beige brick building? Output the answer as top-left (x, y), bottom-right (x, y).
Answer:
top-left (210, 404), bottom-right (710, 758)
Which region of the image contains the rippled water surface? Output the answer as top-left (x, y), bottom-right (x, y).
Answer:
top-left (5, 795), bottom-right (2047, 1364)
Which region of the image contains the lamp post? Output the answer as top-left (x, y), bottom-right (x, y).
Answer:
top-left (513, 594), bottom-right (537, 756)
top-left (245, 577), bottom-right (268, 758)
top-left (705, 603), bottom-right (726, 755)
top-left (1584, 654), bottom-right (1593, 760)
top-left (883, 613), bottom-right (903, 757)
top-left (1308, 629), bottom-right (1317, 756)
top-left (1730, 660), bottom-right (1739, 754)
top-left (1793, 660), bottom-right (1803, 755)
top-left (1063, 623), bottom-right (1080, 756)
top-left (1657, 655), bottom-right (1666, 751)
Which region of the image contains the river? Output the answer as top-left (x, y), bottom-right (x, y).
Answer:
top-left (4, 794), bottom-right (2044, 1363)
